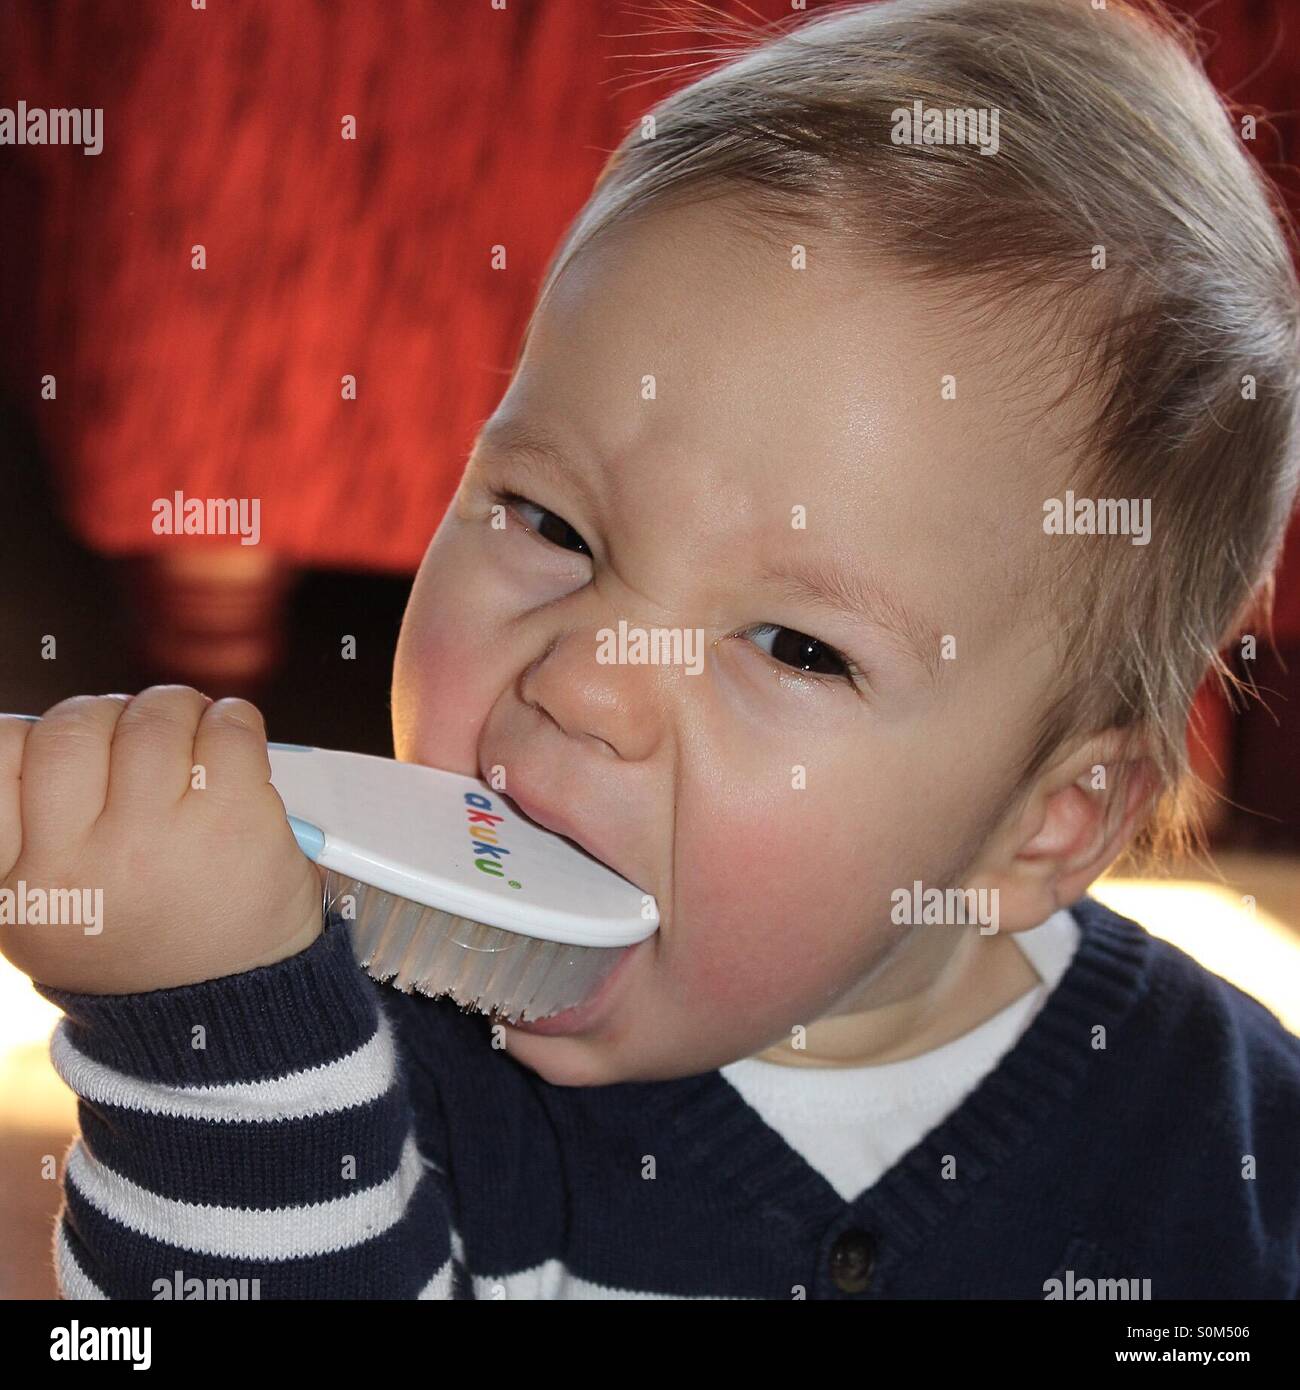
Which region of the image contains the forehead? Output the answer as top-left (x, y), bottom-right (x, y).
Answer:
top-left (501, 195), bottom-right (1083, 645)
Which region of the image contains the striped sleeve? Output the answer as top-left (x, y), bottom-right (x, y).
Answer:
top-left (33, 914), bottom-right (465, 1300)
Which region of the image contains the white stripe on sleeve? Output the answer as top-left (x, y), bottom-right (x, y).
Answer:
top-left (49, 1012), bottom-right (397, 1123)
top-left (55, 1219), bottom-right (108, 1300)
top-left (64, 1131), bottom-right (431, 1261)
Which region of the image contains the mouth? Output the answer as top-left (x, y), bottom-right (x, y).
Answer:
top-left (500, 786), bottom-right (626, 881)
top-left (486, 781), bottom-right (658, 1033)
top-left (498, 936), bottom-right (643, 1036)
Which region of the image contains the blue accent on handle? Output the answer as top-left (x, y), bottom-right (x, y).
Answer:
top-left (10, 714), bottom-right (40, 721)
top-left (286, 815), bottom-right (326, 861)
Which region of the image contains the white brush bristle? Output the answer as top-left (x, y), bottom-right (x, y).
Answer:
top-left (323, 872), bottom-right (627, 1024)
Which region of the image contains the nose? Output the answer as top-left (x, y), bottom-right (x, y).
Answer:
top-left (518, 622), bottom-right (671, 762)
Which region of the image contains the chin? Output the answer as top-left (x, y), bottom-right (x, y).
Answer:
top-left (504, 1032), bottom-right (621, 1088)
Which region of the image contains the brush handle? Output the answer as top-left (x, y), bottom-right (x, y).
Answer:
top-left (3, 715), bottom-right (327, 863)
top-left (266, 743), bottom-right (326, 858)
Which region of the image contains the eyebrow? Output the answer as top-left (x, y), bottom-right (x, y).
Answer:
top-left (474, 419), bottom-right (604, 516)
top-left (758, 558), bottom-right (943, 686)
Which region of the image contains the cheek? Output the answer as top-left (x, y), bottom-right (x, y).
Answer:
top-left (391, 537), bottom-right (504, 771)
top-left (668, 793), bottom-right (887, 1021)
top-left (392, 509), bottom-right (585, 770)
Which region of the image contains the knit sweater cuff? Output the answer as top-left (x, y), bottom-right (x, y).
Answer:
top-left (31, 912), bottom-right (377, 1084)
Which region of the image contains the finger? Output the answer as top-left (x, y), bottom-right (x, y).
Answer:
top-left (104, 686), bottom-right (212, 814)
top-left (190, 697), bottom-right (272, 803)
top-left (19, 695), bottom-right (131, 859)
top-left (0, 714), bottom-right (35, 877)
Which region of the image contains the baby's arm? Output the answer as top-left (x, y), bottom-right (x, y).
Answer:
top-left (0, 688), bottom-right (462, 1299)
top-left (35, 916), bottom-right (460, 1299)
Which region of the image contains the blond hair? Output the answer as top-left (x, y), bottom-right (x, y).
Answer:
top-left (527, 0), bottom-right (1300, 872)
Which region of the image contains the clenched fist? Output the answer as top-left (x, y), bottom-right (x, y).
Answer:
top-left (0, 687), bottom-right (324, 994)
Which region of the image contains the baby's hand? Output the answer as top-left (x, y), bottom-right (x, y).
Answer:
top-left (0, 686), bottom-right (324, 993)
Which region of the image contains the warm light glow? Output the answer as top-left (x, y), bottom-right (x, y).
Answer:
top-left (1092, 879), bottom-right (1300, 1034)
top-left (0, 957), bottom-right (76, 1130)
top-left (0, 955), bottom-right (61, 1054)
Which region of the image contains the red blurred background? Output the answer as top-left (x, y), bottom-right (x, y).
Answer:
top-left (0, 0), bottom-right (1297, 833)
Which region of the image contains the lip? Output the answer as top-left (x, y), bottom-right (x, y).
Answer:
top-left (500, 785), bottom-right (624, 881)
top-left (503, 935), bottom-right (644, 1036)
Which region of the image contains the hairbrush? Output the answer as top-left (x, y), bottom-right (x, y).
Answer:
top-left (268, 743), bottom-right (658, 1024)
top-left (6, 715), bottom-right (658, 1024)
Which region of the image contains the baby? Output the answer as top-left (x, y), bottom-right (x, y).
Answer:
top-left (4, 0), bottom-right (1300, 1300)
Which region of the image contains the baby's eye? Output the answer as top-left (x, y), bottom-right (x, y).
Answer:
top-left (744, 624), bottom-right (858, 683)
top-left (498, 493), bottom-right (591, 557)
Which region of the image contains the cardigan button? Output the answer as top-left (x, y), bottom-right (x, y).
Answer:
top-left (829, 1228), bottom-right (876, 1293)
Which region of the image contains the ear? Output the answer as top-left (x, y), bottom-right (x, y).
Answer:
top-left (963, 730), bottom-right (1159, 932)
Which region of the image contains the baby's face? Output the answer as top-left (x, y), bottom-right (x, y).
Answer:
top-left (393, 196), bottom-right (1076, 1084)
